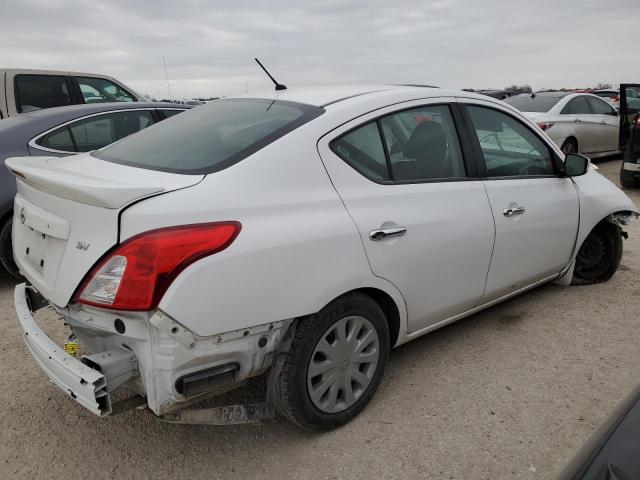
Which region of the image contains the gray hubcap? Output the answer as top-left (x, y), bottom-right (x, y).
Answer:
top-left (307, 315), bottom-right (380, 413)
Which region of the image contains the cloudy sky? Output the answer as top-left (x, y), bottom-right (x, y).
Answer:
top-left (1, 0), bottom-right (638, 99)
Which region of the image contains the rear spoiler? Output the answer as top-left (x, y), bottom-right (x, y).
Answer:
top-left (5, 156), bottom-right (163, 209)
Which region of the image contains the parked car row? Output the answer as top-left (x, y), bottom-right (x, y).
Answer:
top-left (504, 92), bottom-right (620, 157)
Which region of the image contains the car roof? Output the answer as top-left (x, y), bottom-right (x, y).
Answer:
top-left (229, 84), bottom-right (445, 107)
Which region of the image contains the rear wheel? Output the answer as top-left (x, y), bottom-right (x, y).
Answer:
top-left (620, 167), bottom-right (639, 189)
top-left (572, 222), bottom-right (623, 285)
top-left (275, 293), bottom-right (390, 430)
top-left (561, 138), bottom-right (578, 155)
top-left (0, 218), bottom-right (22, 279)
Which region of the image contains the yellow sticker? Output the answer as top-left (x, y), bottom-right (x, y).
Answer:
top-left (63, 340), bottom-right (80, 357)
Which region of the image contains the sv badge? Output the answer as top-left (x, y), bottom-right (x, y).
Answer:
top-left (76, 241), bottom-right (90, 251)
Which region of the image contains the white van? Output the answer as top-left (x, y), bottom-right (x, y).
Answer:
top-left (0, 68), bottom-right (144, 118)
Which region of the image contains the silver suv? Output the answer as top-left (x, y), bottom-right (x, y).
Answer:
top-left (0, 68), bottom-right (144, 118)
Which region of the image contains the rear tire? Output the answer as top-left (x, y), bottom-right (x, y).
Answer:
top-left (275, 293), bottom-right (390, 431)
top-left (0, 218), bottom-right (22, 280)
top-left (572, 222), bottom-right (623, 285)
top-left (620, 167), bottom-right (639, 189)
top-left (561, 138), bottom-right (578, 155)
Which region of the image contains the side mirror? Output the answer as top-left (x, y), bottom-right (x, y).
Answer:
top-left (564, 153), bottom-right (590, 177)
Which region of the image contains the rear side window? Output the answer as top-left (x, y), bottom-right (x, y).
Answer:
top-left (70, 111), bottom-right (155, 152)
top-left (95, 99), bottom-right (324, 174)
top-left (331, 104), bottom-right (466, 183)
top-left (76, 77), bottom-right (136, 103)
top-left (380, 105), bottom-right (465, 180)
top-left (562, 96), bottom-right (591, 114)
top-left (37, 127), bottom-right (75, 151)
top-left (331, 123), bottom-right (390, 181)
top-left (15, 75), bottom-right (72, 113)
top-left (36, 110), bottom-right (156, 153)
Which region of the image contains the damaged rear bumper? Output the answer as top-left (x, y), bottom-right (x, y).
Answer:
top-left (14, 283), bottom-right (112, 416)
top-left (14, 283), bottom-right (292, 419)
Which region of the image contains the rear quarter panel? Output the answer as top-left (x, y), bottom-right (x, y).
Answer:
top-left (119, 121), bottom-right (406, 338)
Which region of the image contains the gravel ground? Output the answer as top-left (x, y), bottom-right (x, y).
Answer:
top-left (1, 158), bottom-right (638, 480)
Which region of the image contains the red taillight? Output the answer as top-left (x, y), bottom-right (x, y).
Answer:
top-left (75, 222), bottom-right (241, 311)
top-left (536, 122), bottom-right (554, 132)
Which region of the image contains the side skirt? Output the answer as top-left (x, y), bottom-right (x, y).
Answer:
top-left (398, 272), bottom-right (560, 346)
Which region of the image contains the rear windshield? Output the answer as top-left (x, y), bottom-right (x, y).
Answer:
top-left (503, 95), bottom-right (564, 113)
top-left (95, 98), bottom-right (324, 174)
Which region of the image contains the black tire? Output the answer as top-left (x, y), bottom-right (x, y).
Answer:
top-left (572, 222), bottom-right (623, 285)
top-left (561, 138), bottom-right (578, 155)
top-left (620, 167), bottom-right (640, 189)
top-left (0, 218), bottom-right (22, 280)
top-left (275, 292), bottom-right (390, 431)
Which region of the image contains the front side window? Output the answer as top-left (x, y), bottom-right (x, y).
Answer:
top-left (76, 77), bottom-right (136, 103)
top-left (37, 110), bottom-right (155, 153)
top-left (330, 104), bottom-right (466, 182)
top-left (15, 75), bottom-right (71, 113)
top-left (561, 96), bottom-right (591, 115)
top-left (467, 106), bottom-right (555, 177)
top-left (587, 96), bottom-right (616, 115)
top-left (96, 99), bottom-right (324, 174)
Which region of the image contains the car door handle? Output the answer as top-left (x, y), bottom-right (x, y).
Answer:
top-left (574, 118), bottom-right (582, 123)
top-left (600, 120), bottom-right (607, 125)
top-left (503, 206), bottom-right (525, 217)
top-left (369, 227), bottom-right (407, 241)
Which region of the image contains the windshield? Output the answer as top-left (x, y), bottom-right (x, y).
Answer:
top-left (504, 95), bottom-right (564, 113)
top-left (95, 98), bottom-right (324, 174)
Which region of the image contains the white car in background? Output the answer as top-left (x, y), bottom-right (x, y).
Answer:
top-left (504, 92), bottom-right (620, 156)
top-left (6, 85), bottom-right (638, 430)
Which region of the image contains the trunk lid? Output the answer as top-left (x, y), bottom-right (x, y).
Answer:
top-left (6, 154), bottom-right (203, 307)
top-left (521, 112), bottom-right (546, 122)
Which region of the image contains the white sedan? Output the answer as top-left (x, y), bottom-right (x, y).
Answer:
top-left (6, 85), bottom-right (638, 430)
top-left (504, 92), bottom-right (620, 157)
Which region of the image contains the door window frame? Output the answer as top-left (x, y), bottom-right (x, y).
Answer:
top-left (29, 108), bottom-right (159, 154)
top-left (327, 101), bottom-right (479, 185)
top-left (458, 101), bottom-right (566, 180)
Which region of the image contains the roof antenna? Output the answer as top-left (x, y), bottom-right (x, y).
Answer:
top-left (254, 58), bottom-right (287, 91)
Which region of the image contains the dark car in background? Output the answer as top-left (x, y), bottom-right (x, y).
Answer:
top-left (477, 89), bottom-right (519, 100)
top-left (619, 83), bottom-right (640, 188)
top-left (0, 102), bottom-right (189, 277)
